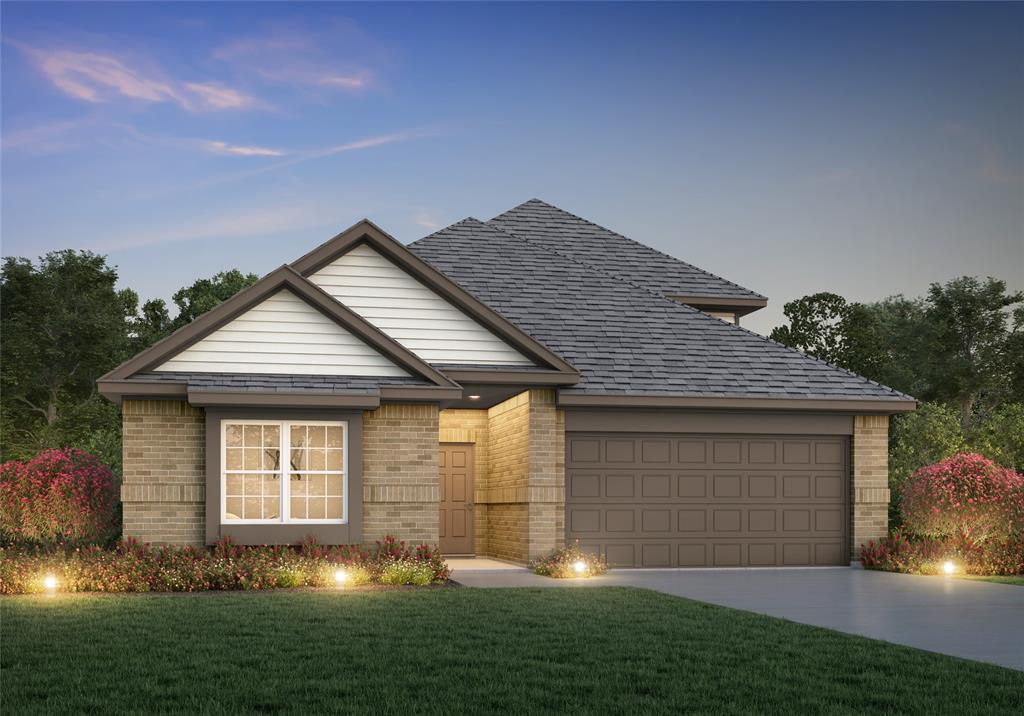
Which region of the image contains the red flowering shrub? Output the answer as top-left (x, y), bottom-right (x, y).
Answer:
top-left (0, 448), bottom-right (119, 547)
top-left (899, 453), bottom-right (1024, 542)
top-left (861, 532), bottom-right (1024, 576)
top-left (0, 535), bottom-right (451, 594)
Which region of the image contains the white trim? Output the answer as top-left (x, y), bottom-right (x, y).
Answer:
top-left (220, 419), bottom-right (348, 525)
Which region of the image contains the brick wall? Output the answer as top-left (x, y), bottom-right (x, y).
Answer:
top-left (851, 414), bottom-right (890, 560)
top-left (480, 389), bottom-right (564, 564)
top-left (121, 400), bottom-right (205, 546)
top-left (362, 403), bottom-right (440, 544)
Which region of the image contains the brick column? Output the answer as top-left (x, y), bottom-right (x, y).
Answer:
top-left (121, 400), bottom-right (206, 547)
top-left (483, 389), bottom-right (564, 564)
top-left (851, 415), bottom-right (890, 560)
top-left (362, 403), bottom-right (440, 545)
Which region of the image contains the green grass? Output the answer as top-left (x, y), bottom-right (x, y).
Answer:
top-left (3, 587), bottom-right (1022, 715)
top-left (961, 575), bottom-right (1024, 586)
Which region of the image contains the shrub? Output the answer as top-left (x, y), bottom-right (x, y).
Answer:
top-left (899, 453), bottom-right (1024, 542)
top-left (378, 560), bottom-right (435, 586)
top-left (0, 448), bottom-right (119, 547)
top-left (530, 540), bottom-right (608, 578)
top-left (0, 535), bottom-right (449, 595)
top-left (861, 532), bottom-right (1024, 576)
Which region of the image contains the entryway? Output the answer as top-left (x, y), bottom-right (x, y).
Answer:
top-left (439, 443), bottom-right (475, 555)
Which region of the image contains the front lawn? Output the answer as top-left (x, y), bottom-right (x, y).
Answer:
top-left (4, 587), bottom-right (1021, 715)
top-left (962, 575), bottom-right (1024, 586)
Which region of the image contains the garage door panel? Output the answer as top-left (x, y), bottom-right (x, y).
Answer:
top-left (567, 433), bottom-right (848, 567)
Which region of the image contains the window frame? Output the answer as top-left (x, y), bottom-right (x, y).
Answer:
top-left (220, 419), bottom-right (348, 526)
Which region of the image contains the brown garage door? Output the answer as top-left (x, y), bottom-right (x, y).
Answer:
top-left (566, 434), bottom-right (848, 567)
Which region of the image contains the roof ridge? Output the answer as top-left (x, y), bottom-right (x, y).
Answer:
top-left (490, 198), bottom-right (767, 301)
top-left (477, 218), bottom-right (910, 400)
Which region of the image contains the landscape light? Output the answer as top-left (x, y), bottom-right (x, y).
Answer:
top-left (573, 560), bottom-right (587, 575)
top-left (43, 574), bottom-right (58, 592)
top-left (334, 569), bottom-right (348, 588)
top-left (943, 561), bottom-right (955, 575)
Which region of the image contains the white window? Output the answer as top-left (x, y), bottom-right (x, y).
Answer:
top-left (222, 421), bottom-right (346, 524)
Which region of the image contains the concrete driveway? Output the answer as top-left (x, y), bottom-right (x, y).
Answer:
top-left (450, 563), bottom-right (1024, 671)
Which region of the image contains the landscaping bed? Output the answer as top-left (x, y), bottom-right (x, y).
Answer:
top-left (0, 535), bottom-right (450, 594)
top-left (4, 587), bottom-right (1022, 715)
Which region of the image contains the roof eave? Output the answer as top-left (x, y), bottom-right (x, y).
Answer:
top-left (666, 295), bottom-right (769, 316)
top-left (557, 392), bottom-right (917, 413)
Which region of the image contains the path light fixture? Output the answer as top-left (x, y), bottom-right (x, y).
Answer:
top-left (43, 574), bottom-right (58, 593)
top-left (334, 568), bottom-right (348, 589)
top-left (573, 560), bottom-right (587, 576)
top-left (943, 561), bottom-right (956, 575)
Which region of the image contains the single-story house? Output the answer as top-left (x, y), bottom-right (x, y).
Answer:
top-left (99, 199), bottom-right (914, 567)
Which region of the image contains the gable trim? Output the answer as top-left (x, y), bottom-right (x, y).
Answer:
top-left (100, 266), bottom-right (459, 390)
top-left (290, 219), bottom-right (579, 377)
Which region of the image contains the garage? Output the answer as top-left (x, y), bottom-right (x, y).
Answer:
top-left (566, 433), bottom-right (849, 567)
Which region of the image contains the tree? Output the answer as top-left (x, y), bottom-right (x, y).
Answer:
top-left (169, 269), bottom-right (259, 331)
top-left (1, 251), bottom-right (134, 459)
top-left (127, 269), bottom-right (260, 349)
top-left (769, 292), bottom-right (885, 378)
top-left (923, 277), bottom-right (1023, 429)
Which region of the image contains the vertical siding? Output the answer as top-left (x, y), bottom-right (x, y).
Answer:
top-left (309, 243), bottom-right (533, 365)
top-left (155, 289), bottom-right (409, 376)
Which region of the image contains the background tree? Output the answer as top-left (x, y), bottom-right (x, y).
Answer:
top-left (768, 292), bottom-right (885, 378)
top-left (923, 277), bottom-right (1023, 429)
top-left (1, 251), bottom-right (134, 461)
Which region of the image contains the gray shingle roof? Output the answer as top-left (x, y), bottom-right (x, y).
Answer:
top-left (488, 199), bottom-right (766, 302)
top-left (409, 217), bottom-right (911, 401)
top-left (131, 372), bottom-right (431, 393)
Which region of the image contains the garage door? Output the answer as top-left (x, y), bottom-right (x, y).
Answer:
top-left (566, 434), bottom-right (848, 567)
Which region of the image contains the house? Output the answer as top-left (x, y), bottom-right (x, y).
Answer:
top-left (98, 199), bottom-right (914, 567)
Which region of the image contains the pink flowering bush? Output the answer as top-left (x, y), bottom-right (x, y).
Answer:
top-left (0, 448), bottom-right (119, 547)
top-left (0, 535), bottom-right (450, 595)
top-left (899, 453), bottom-right (1024, 542)
top-left (861, 532), bottom-right (1024, 576)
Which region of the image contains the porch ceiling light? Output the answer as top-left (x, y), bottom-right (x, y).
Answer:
top-left (468, 395), bottom-right (481, 400)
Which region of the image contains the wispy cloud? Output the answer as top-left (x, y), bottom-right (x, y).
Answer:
top-left (1, 119), bottom-right (92, 154)
top-left (11, 41), bottom-right (260, 112)
top-left (940, 122), bottom-right (1022, 185)
top-left (412, 212), bottom-right (442, 230)
top-left (92, 201), bottom-right (339, 251)
top-left (202, 140), bottom-right (285, 157)
top-left (211, 22), bottom-right (382, 95)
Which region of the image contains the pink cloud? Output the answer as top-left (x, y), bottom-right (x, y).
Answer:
top-left (202, 140), bottom-right (285, 157)
top-left (14, 42), bottom-right (259, 113)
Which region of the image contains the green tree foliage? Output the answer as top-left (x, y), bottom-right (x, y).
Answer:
top-left (768, 293), bottom-right (885, 378)
top-left (126, 269), bottom-right (258, 348)
top-left (2, 256), bottom-right (258, 474)
top-left (922, 277), bottom-right (1023, 428)
top-left (1, 252), bottom-right (135, 463)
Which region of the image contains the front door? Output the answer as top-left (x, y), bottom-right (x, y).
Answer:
top-left (439, 443), bottom-right (475, 555)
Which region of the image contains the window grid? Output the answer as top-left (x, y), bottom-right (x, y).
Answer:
top-left (221, 420), bottom-right (346, 525)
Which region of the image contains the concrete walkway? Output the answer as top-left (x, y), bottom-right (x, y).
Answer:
top-left (450, 564), bottom-right (1024, 671)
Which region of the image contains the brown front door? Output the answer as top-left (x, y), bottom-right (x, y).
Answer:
top-left (439, 443), bottom-right (475, 555)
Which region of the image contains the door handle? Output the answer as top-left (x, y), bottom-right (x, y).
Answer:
top-left (466, 502), bottom-right (475, 511)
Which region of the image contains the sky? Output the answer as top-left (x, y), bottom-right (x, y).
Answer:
top-left (2, 2), bottom-right (1021, 336)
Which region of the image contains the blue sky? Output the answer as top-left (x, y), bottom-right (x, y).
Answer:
top-left (2, 2), bottom-right (1021, 335)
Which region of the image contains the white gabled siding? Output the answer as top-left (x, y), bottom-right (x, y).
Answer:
top-left (309, 243), bottom-right (533, 365)
top-left (154, 290), bottom-right (410, 376)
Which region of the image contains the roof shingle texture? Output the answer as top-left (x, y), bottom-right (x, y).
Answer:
top-left (409, 216), bottom-right (910, 401)
top-left (131, 372), bottom-right (431, 393)
top-left (489, 199), bottom-right (765, 302)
